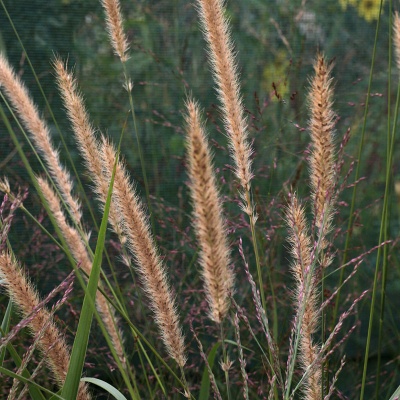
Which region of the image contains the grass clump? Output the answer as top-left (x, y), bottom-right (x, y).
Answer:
top-left (0, 0), bottom-right (399, 399)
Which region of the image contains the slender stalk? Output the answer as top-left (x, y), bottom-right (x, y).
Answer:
top-left (122, 64), bottom-right (156, 233)
top-left (359, 3), bottom-right (389, 399)
top-left (371, 31), bottom-right (400, 400)
top-left (100, 0), bottom-right (155, 232)
top-left (375, 4), bottom-right (394, 395)
top-left (332, 0), bottom-right (383, 331)
top-left (233, 313), bottom-right (249, 400)
top-left (245, 191), bottom-right (267, 312)
top-left (179, 365), bottom-right (193, 399)
top-left (219, 322), bottom-right (231, 400)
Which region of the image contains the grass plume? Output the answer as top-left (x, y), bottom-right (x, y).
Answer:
top-left (195, 0), bottom-right (253, 195)
top-left (185, 98), bottom-right (234, 324)
top-left (53, 57), bottom-right (125, 242)
top-left (100, 0), bottom-right (129, 62)
top-left (0, 54), bottom-right (81, 223)
top-left (308, 54), bottom-right (336, 234)
top-left (37, 176), bottom-right (126, 366)
top-left (101, 137), bottom-right (187, 368)
top-left (0, 251), bottom-right (90, 400)
top-left (286, 194), bottom-right (321, 400)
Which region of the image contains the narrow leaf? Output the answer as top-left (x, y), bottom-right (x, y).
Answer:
top-left (0, 299), bottom-right (12, 364)
top-left (0, 366), bottom-right (62, 398)
top-left (0, 326), bottom-right (46, 400)
top-left (199, 342), bottom-right (220, 400)
top-left (61, 152), bottom-right (117, 399)
top-left (82, 377), bottom-right (129, 400)
top-left (389, 385), bottom-right (400, 400)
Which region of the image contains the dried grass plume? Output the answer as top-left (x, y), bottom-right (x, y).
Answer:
top-left (0, 54), bottom-right (81, 223)
top-left (101, 0), bottom-right (129, 62)
top-left (286, 194), bottom-right (321, 400)
top-left (196, 0), bottom-right (253, 195)
top-left (393, 12), bottom-right (400, 70)
top-left (0, 251), bottom-right (90, 400)
top-left (185, 98), bottom-right (234, 323)
top-left (101, 138), bottom-right (187, 367)
top-left (308, 53), bottom-right (336, 233)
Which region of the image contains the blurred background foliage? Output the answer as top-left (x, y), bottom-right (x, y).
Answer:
top-left (1, 0), bottom-right (399, 397)
top-left (0, 0), bottom-right (393, 199)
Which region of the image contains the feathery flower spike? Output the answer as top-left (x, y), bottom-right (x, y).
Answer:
top-left (286, 194), bottom-right (321, 400)
top-left (308, 53), bottom-right (336, 234)
top-left (0, 251), bottom-right (90, 400)
top-left (101, 0), bottom-right (130, 62)
top-left (185, 98), bottom-right (234, 323)
top-left (0, 54), bottom-right (81, 223)
top-left (54, 58), bottom-right (124, 241)
top-left (196, 0), bottom-right (253, 196)
top-left (101, 138), bottom-right (186, 367)
top-left (37, 176), bottom-right (125, 365)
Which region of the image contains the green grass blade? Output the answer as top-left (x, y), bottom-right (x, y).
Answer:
top-left (87, 287), bottom-right (139, 399)
top-left (0, 299), bottom-right (12, 365)
top-left (361, 5), bottom-right (398, 399)
top-left (0, 325), bottom-right (46, 400)
top-left (332, 0), bottom-right (384, 332)
top-left (388, 385), bottom-right (400, 400)
top-left (199, 341), bottom-right (220, 400)
top-left (0, 364), bottom-right (52, 399)
top-left (81, 377), bottom-right (128, 400)
top-left (61, 150), bottom-right (117, 399)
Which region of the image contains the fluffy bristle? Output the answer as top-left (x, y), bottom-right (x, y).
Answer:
top-left (196, 0), bottom-right (253, 195)
top-left (0, 54), bottom-right (81, 223)
top-left (308, 53), bottom-right (336, 232)
top-left (101, 0), bottom-right (129, 62)
top-left (286, 194), bottom-right (321, 400)
top-left (101, 138), bottom-right (187, 367)
top-left (0, 251), bottom-right (90, 400)
top-left (185, 98), bottom-right (234, 323)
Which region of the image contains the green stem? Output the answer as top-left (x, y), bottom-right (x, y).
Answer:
top-left (245, 189), bottom-right (279, 399)
top-left (179, 365), bottom-right (194, 400)
top-left (121, 63), bottom-right (155, 233)
top-left (375, 37), bottom-right (399, 400)
top-left (375, 2), bottom-right (394, 395)
top-left (219, 322), bottom-right (231, 400)
top-left (331, 0), bottom-right (382, 330)
top-left (360, 4), bottom-right (395, 399)
top-left (245, 190), bottom-right (266, 313)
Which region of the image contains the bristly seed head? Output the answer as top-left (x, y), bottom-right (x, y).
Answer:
top-left (185, 98), bottom-right (235, 324)
top-left (308, 53), bottom-right (336, 237)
